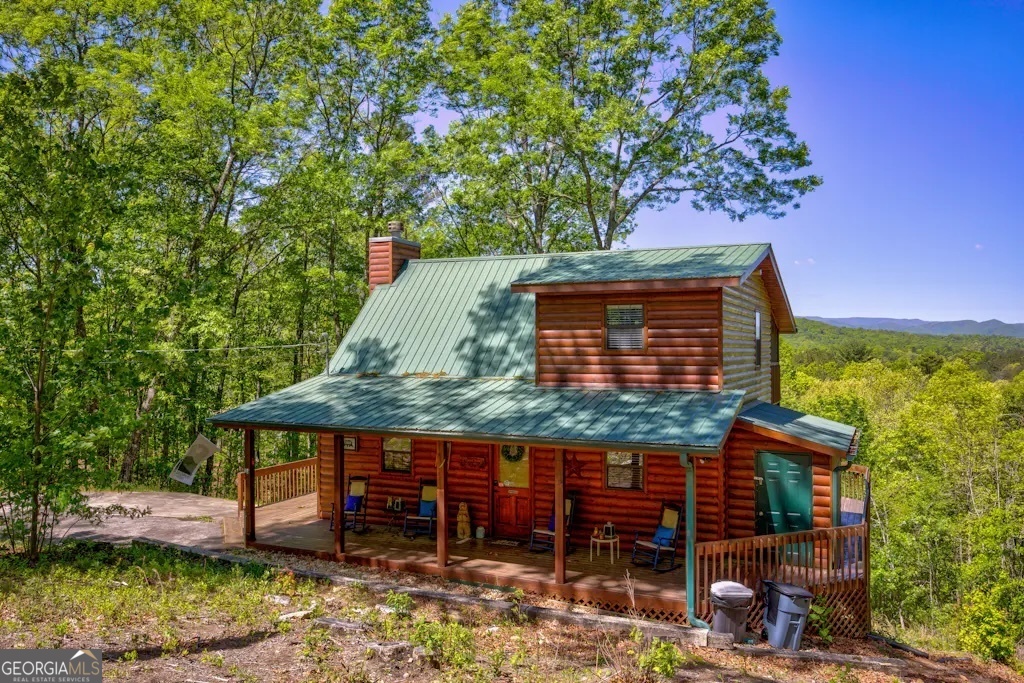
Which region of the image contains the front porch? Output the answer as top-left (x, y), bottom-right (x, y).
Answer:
top-left (224, 492), bottom-right (691, 621)
top-left (228, 440), bottom-right (872, 636)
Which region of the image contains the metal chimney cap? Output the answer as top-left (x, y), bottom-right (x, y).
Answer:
top-left (387, 220), bottom-right (404, 238)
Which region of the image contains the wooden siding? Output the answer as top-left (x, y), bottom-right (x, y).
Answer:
top-left (445, 441), bottom-right (493, 537)
top-left (368, 238), bottom-right (420, 291)
top-left (318, 434), bottom-right (439, 526)
top-left (721, 271), bottom-right (771, 402)
top-left (723, 424), bottom-right (833, 539)
top-left (535, 291), bottom-right (722, 390)
top-left (320, 436), bottom-right (730, 547)
top-left (520, 448), bottom-right (721, 546)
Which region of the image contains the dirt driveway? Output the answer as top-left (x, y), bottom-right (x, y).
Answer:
top-left (58, 491), bottom-right (236, 549)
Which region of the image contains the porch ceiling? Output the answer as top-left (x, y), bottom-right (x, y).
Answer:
top-left (209, 374), bottom-right (744, 454)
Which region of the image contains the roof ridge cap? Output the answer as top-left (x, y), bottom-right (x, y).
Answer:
top-left (408, 242), bottom-right (771, 266)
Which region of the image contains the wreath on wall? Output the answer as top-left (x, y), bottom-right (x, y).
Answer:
top-left (500, 444), bottom-right (527, 463)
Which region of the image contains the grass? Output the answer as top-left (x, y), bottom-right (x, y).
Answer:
top-left (0, 541), bottom-right (943, 682)
top-left (0, 541), bottom-right (322, 661)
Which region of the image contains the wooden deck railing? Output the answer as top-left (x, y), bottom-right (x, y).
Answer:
top-left (237, 457), bottom-right (318, 514)
top-left (694, 522), bottom-right (870, 637)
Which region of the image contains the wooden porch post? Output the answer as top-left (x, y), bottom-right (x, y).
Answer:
top-left (554, 447), bottom-right (566, 584)
top-left (244, 428), bottom-right (256, 543)
top-left (436, 441), bottom-right (449, 569)
top-left (333, 433), bottom-right (345, 558)
top-left (864, 470), bottom-right (872, 632)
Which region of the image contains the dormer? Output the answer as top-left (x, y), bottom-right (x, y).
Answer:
top-left (511, 244), bottom-right (795, 402)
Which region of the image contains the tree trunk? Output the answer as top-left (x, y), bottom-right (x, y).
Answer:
top-left (119, 382), bottom-right (158, 482)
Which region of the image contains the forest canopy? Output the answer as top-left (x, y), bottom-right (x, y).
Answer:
top-left (783, 320), bottom-right (1024, 659)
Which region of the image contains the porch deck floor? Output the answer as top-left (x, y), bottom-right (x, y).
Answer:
top-left (226, 494), bottom-right (688, 614)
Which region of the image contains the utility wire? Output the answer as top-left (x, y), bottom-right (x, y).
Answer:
top-left (0, 342), bottom-right (329, 354)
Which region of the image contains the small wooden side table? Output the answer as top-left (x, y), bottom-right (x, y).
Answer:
top-left (590, 535), bottom-right (620, 564)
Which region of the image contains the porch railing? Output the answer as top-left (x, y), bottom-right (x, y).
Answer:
top-left (694, 522), bottom-right (870, 637)
top-left (237, 457), bottom-right (318, 514)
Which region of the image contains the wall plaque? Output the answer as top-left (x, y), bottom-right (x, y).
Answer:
top-left (454, 454), bottom-right (487, 471)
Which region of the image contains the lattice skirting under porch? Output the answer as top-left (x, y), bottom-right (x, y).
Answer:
top-left (560, 595), bottom-right (690, 625)
top-left (697, 577), bottom-right (870, 639)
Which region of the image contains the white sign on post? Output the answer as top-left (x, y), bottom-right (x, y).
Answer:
top-left (170, 434), bottom-right (221, 486)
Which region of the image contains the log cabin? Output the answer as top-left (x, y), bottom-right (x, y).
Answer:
top-left (210, 223), bottom-right (871, 636)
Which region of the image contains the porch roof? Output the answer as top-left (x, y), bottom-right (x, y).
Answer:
top-left (209, 374), bottom-right (745, 453)
top-left (737, 400), bottom-right (859, 459)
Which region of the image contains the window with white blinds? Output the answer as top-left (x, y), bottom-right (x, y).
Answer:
top-left (606, 451), bottom-right (644, 490)
top-left (605, 304), bottom-right (645, 350)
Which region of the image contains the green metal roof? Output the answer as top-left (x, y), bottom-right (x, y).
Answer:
top-left (330, 243), bottom-right (771, 378)
top-left (210, 374), bottom-right (745, 453)
top-left (738, 401), bottom-right (859, 457)
top-left (330, 254), bottom-right (545, 377)
top-left (511, 243), bottom-right (770, 287)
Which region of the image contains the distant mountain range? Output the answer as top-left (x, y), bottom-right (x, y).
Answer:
top-left (804, 317), bottom-right (1024, 339)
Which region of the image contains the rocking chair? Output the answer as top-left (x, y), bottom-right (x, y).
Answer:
top-left (631, 502), bottom-right (682, 571)
top-left (402, 479), bottom-right (437, 539)
top-left (331, 475), bottom-right (370, 533)
top-left (529, 492), bottom-right (577, 553)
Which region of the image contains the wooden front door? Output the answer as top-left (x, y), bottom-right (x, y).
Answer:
top-left (755, 451), bottom-right (812, 535)
top-left (494, 445), bottom-right (532, 539)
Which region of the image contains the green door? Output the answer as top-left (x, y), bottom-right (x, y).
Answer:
top-left (755, 451), bottom-right (812, 536)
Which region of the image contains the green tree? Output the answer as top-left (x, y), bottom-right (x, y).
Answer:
top-left (0, 0), bottom-right (148, 556)
top-left (433, 0), bottom-right (820, 253)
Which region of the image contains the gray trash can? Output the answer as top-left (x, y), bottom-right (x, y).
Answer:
top-left (710, 581), bottom-right (754, 642)
top-left (762, 580), bottom-right (814, 650)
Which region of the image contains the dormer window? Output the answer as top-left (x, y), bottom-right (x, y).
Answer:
top-left (606, 304), bottom-right (645, 350)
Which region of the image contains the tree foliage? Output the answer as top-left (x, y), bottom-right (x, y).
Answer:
top-left (430, 0), bottom-right (819, 253)
top-left (785, 324), bottom-right (1024, 659)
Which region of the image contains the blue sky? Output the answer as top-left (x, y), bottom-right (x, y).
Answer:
top-left (425, 0), bottom-right (1024, 322)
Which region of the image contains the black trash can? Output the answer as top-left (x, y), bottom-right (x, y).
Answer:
top-left (762, 580), bottom-right (814, 650)
top-left (710, 581), bottom-right (754, 642)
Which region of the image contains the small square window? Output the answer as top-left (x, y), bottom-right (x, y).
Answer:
top-left (606, 304), bottom-right (645, 350)
top-left (606, 451), bottom-right (643, 490)
top-left (383, 437), bottom-right (412, 473)
top-left (754, 310), bottom-right (762, 368)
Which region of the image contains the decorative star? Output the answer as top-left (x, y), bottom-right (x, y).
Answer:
top-left (565, 453), bottom-right (585, 479)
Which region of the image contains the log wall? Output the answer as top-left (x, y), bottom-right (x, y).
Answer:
top-left (317, 434), bottom-right (440, 528)
top-left (317, 436), bottom-right (729, 547)
top-left (722, 424), bottom-right (834, 539)
top-left (535, 291), bottom-right (722, 389)
top-left (721, 272), bottom-right (772, 402)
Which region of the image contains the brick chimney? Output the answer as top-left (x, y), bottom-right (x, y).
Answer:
top-left (368, 220), bottom-right (421, 292)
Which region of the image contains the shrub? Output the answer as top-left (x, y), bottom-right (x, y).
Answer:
top-left (808, 600), bottom-right (835, 646)
top-left (636, 638), bottom-right (687, 678)
top-left (411, 619), bottom-right (476, 668)
top-left (384, 590), bottom-right (415, 617)
top-left (957, 590), bottom-right (1018, 662)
